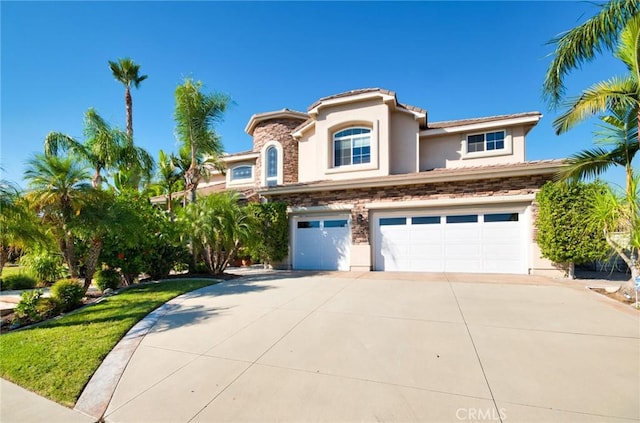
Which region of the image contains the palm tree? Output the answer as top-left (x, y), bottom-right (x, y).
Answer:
top-left (24, 155), bottom-right (92, 277)
top-left (108, 57), bottom-right (147, 141)
top-left (155, 149), bottom-right (183, 213)
top-left (180, 192), bottom-right (254, 274)
top-left (45, 108), bottom-right (153, 188)
top-left (558, 105), bottom-right (639, 195)
top-left (547, 11), bottom-right (640, 146)
top-left (0, 179), bottom-right (46, 276)
top-left (543, 0), bottom-right (639, 108)
top-left (174, 78), bottom-right (229, 203)
top-left (589, 175), bottom-right (640, 297)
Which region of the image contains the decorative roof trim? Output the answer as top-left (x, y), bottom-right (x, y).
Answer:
top-left (421, 113), bottom-right (542, 137)
top-left (293, 88), bottom-right (427, 139)
top-left (244, 109), bottom-right (308, 135)
top-left (258, 160), bottom-right (565, 195)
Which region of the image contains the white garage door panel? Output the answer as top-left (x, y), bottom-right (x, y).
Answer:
top-left (294, 217), bottom-right (350, 271)
top-left (375, 210), bottom-right (526, 274)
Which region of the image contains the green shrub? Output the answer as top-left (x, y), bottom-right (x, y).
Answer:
top-left (20, 252), bottom-right (65, 285)
top-left (51, 279), bottom-right (84, 312)
top-left (36, 297), bottom-right (62, 320)
top-left (0, 274), bottom-right (37, 291)
top-left (94, 269), bottom-right (121, 291)
top-left (13, 289), bottom-right (43, 324)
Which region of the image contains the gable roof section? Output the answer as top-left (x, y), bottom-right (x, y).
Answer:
top-left (245, 108), bottom-right (309, 136)
top-left (292, 88), bottom-right (427, 139)
top-left (258, 159), bottom-right (565, 195)
top-left (422, 112), bottom-right (542, 137)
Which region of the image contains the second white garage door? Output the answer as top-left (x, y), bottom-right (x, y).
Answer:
top-left (293, 216), bottom-right (351, 271)
top-left (374, 210), bottom-right (526, 274)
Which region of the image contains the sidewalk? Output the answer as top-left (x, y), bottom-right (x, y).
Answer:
top-left (0, 379), bottom-right (95, 423)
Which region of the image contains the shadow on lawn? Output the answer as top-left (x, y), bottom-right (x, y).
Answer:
top-left (11, 271), bottom-right (331, 333)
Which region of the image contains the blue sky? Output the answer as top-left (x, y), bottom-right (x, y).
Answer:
top-left (1, 1), bottom-right (629, 189)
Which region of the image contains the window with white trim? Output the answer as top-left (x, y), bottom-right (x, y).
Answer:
top-left (231, 165), bottom-right (253, 181)
top-left (467, 131), bottom-right (505, 153)
top-left (333, 127), bottom-right (371, 167)
top-left (266, 146), bottom-right (278, 187)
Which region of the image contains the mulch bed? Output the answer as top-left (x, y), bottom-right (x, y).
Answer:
top-left (590, 288), bottom-right (638, 306)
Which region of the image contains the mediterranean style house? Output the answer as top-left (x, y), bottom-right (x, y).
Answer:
top-left (162, 88), bottom-right (565, 276)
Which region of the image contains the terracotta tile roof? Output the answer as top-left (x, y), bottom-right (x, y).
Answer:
top-left (398, 103), bottom-right (427, 114)
top-left (428, 112), bottom-right (542, 129)
top-left (308, 88), bottom-right (395, 110)
top-left (293, 118), bottom-right (314, 134)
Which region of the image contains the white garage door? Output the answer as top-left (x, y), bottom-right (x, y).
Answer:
top-left (293, 216), bottom-right (350, 271)
top-left (374, 211), bottom-right (526, 274)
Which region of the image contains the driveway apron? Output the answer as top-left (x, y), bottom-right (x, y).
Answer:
top-left (100, 272), bottom-right (639, 423)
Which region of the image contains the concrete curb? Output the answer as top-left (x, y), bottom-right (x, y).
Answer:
top-left (73, 280), bottom-right (221, 420)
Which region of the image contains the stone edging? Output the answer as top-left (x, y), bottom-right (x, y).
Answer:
top-left (73, 280), bottom-right (221, 420)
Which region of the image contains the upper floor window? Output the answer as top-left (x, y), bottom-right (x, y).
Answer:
top-left (266, 146), bottom-right (278, 186)
top-left (333, 127), bottom-right (371, 167)
top-left (467, 131), bottom-right (505, 153)
top-left (231, 165), bottom-right (253, 181)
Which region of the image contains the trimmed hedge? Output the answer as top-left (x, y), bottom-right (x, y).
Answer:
top-left (94, 269), bottom-right (120, 291)
top-left (51, 279), bottom-right (84, 312)
top-left (0, 274), bottom-right (37, 291)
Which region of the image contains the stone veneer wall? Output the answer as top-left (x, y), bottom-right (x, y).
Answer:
top-left (252, 118), bottom-right (306, 187)
top-left (266, 174), bottom-right (552, 244)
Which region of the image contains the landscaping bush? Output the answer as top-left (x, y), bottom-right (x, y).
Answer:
top-left (19, 252), bottom-right (66, 285)
top-left (146, 244), bottom-right (191, 280)
top-left (94, 268), bottom-right (121, 291)
top-left (36, 297), bottom-right (62, 320)
top-left (51, 279), bottom-right (84, 312)
top-left (0, 273), bottom-right (37, 291)
top-left (13, 289), bottom-right (43, 324)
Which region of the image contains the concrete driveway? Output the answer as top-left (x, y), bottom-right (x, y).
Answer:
top-left (100, 272), bottom-right (639, 422)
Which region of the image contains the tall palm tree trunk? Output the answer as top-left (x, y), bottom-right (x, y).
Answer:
top-left (125, 86), bottom-right (133, 143)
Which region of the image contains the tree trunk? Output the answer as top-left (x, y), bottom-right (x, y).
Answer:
top-left (83, 237), bottom-right (103, 291)
top-left (62, 233), bottom-right (79, 278)
top-left (603, 230), bottom-right (638, 298)
top-left (126, 87), bottom-right (133, 142)
top-left (0, 246), bottom-right (8, 278)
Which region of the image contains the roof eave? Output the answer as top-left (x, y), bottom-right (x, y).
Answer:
top-left (258, 161), bottom-right (566, 196)
top-left (245, 110), bottom-right (308, 135)
top-left (421, 115), bottom-right (542, 137)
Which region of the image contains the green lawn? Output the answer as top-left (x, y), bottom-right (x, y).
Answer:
top-left (1, 265), bottom-right (27, 278)
top-left (0, 279), bottom-right (218, 407)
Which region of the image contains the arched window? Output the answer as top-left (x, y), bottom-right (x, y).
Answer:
top-left (333, 127), bottom-right (371, 167)
top-left (266, 146), bottom-right (278, 186)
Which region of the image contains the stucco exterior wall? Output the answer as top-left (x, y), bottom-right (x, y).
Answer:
top-left (298, 100), bottom-right (391, 182)
top-left (419, 126), bottom-right (527, 170)
top-left (389, 111), bottom-right (419, 174)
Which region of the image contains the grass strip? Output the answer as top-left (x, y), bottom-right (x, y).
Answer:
top-left (1, 265), bottom-right (27, 278)
top-left (0, 279), bottom-right (217, 407)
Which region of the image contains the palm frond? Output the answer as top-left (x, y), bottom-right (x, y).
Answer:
top-left (616, 13), bottom-right (640, 78)
top-left (553, 75), bottom-right (638, 134)
top-left (543, 0), bottom-right (639, 107)
top-left (109, 57), bottom-right (147, 88)
top-left (557, 147), bottom-right (618, 183)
